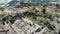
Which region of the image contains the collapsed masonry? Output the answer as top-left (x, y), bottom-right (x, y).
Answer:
top-left (0, 13), bottom-right (57, 34)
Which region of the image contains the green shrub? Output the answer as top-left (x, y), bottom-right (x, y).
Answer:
top-left (15, 3), bottom-right (31, 8)
top-left (35, 10), bottom-right (39, 13)
top-left (41, 8), bottom-right (46, 14)
top-left (56, 4), bottom-right (59, 8)
top-left (0, 14), bottom-right (4, 18)
top-left (55, 14), bottom-right (60, 18)
top-left (23, 11), bottom-right (37, 19)
top-left (44, 13), bottom-right (54, 19)
top-left (30, 15), bottom-right (36, 19)
top-left (15, 5), bottom-right (23, 8)
top-left (44, 20), bottom-right (55, 30)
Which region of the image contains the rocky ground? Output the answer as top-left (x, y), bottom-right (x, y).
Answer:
top-left (0, 3), bottom-right (60, 34)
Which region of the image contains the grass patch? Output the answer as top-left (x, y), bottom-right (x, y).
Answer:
top-left (44, 20), bottom-right (55, 30)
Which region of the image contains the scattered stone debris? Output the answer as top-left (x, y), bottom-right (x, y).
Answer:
top-left (35, 28), bottom-right (41, 33)
top-left (0, 4), bottom-right (60, 34)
